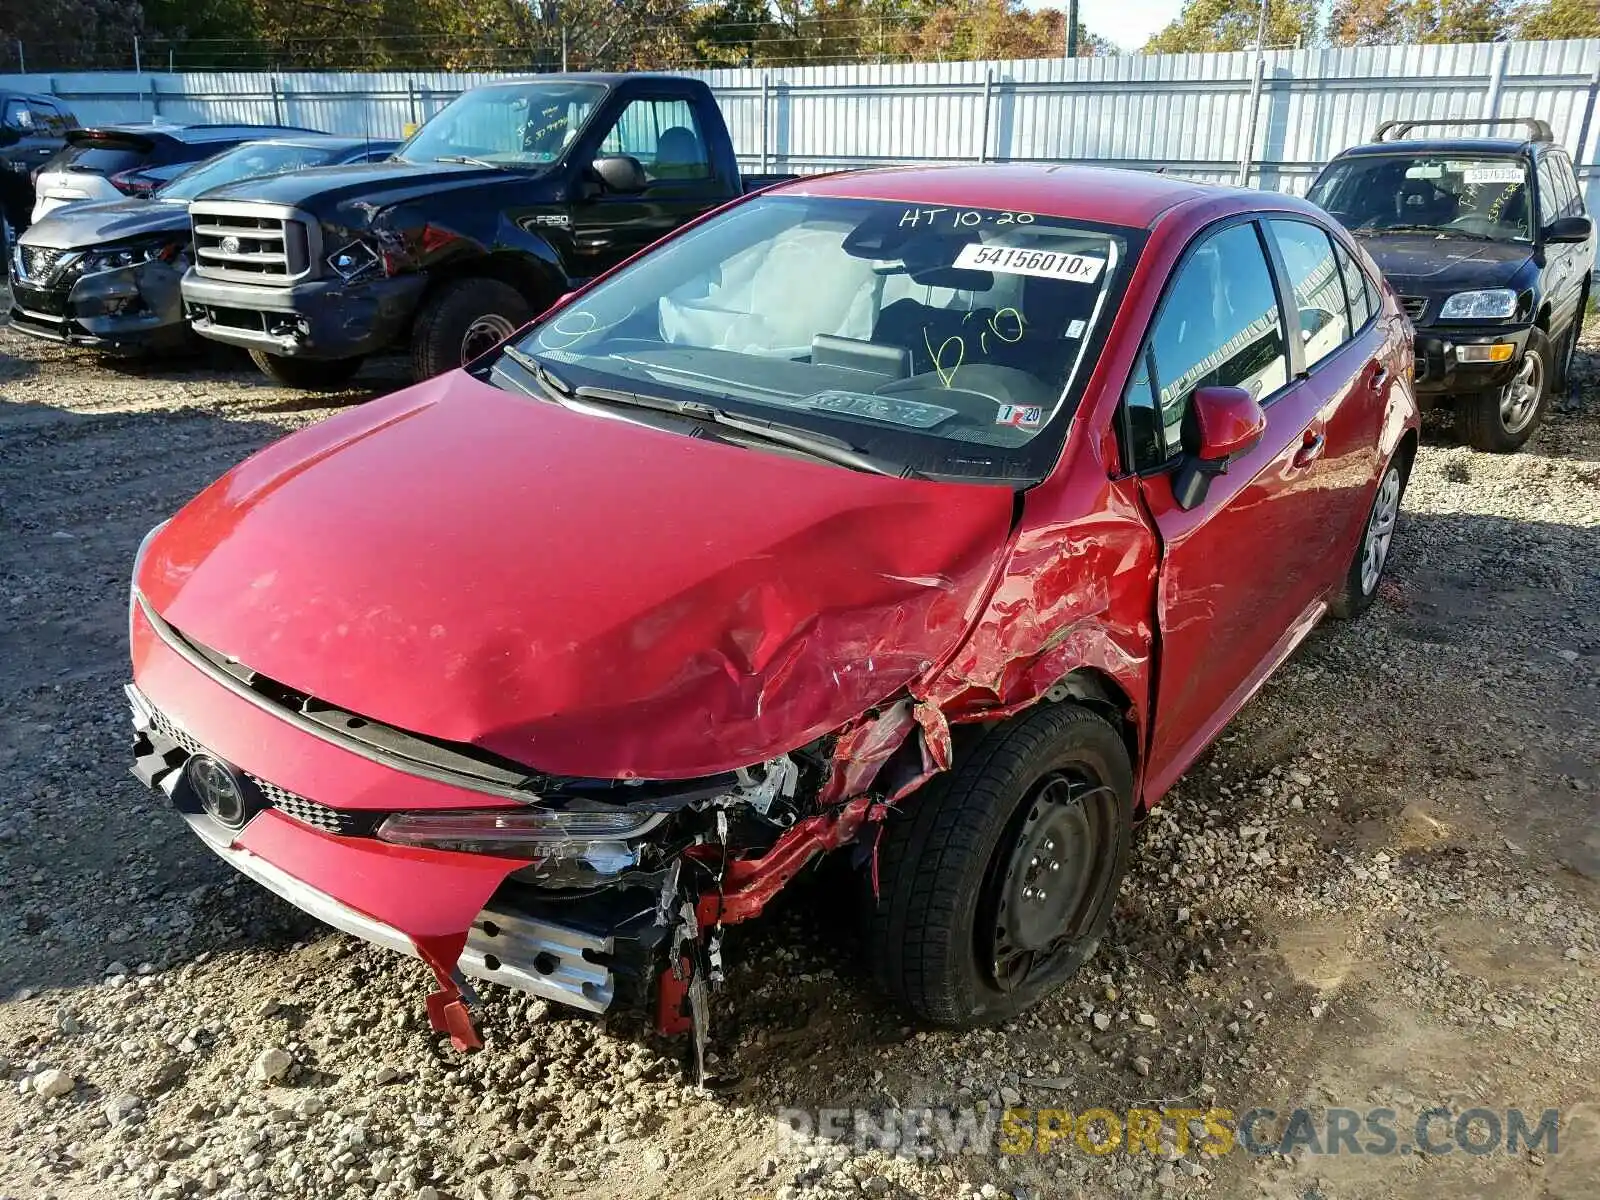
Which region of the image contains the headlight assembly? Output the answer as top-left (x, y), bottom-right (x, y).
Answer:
top-left (1438, 289), bottom-right (1518, 320)
top-left (80, 240), bottom-right (183, 276)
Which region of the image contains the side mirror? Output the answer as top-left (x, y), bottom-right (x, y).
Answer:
top-left (1172, 385), bottom-right (1267, 511)
top-left (1543, 214), bottom-right (1593, 245)
top-left (591, 154), bottom-right (647, 195)
top-left (1193, 385), bottom-right (1267, 461)
top-left (0, 126), bottom-right (20, 147)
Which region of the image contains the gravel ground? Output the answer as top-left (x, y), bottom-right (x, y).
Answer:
top-left (1, 318), bottom-right (1597, 1200)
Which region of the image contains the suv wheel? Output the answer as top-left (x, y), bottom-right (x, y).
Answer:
top-left (249, 351), bottom-right (365, 392)
top-left (410, 278), bottom-right (533, 382)
top-left (867, 703), bottom-right (1132, 1027)
top-left (1458, 328), bottom-right (1551, 453)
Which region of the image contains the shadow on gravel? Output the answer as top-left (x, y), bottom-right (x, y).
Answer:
top-left (0, 394), bottom-right (335, 1001)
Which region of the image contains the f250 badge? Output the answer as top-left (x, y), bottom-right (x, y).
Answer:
top-left (530, 214), bottom-right (572, 228)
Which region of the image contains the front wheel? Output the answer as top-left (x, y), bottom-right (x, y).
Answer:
top-left (249, 350), bottom-right (365, 392)
top-left (410, 278), bottom-right (534, 382)
top-left (867, 703), bottom-right (1133, 1027)
top-left (1457, 328), bottom-right (1551, 453)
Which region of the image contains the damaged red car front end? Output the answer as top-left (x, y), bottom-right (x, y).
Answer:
top-left (128, 363), bottom-right (1019, 1048)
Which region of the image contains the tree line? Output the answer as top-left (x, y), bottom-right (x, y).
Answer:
top-left (0, 0), bottom-right (1595, 73)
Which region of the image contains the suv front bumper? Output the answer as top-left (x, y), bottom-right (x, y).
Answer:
top-left (182, 271), bottom-right (425, 360)
top-left (1412, 324), bottom-right (1532, 401)
top-left (9, 260), bottom-right (189, 353)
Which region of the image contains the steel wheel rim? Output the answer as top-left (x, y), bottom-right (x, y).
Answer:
top-left (461, 313), bottom-right (516, 364)
top-left (1360, 466), bottom-right (1401, 596)
top-left (987, 768), bottom-right (1114, 993)
top-left (1499, 351), bottom-right (1543, 434)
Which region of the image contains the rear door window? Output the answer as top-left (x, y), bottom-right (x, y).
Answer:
top-left (1332, 241), bottom-right (1373, 329)
top-left (1268, 219), bottom-right (1353, 370)
top-left (30, 101), bottom-right (68, 136)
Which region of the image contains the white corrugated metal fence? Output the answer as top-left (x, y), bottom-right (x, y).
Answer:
top-left (5, 38), bottom-right (1598, 214)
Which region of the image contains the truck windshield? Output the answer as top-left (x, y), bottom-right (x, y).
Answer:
top-left (493, 194), bottom-right (1140, 484)
top-left (396, 82), bottom-right (606, 168)
top-left (158, 142), bottom-right (345, 201)
top-left (1309, 153), bottom-right (1532, 242)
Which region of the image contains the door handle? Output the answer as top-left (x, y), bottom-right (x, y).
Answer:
top-left (1293, 430), bottom-right (1326, 469)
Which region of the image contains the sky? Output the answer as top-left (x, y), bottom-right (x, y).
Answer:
top-left (1055, 0), bottom-right (1189, 52)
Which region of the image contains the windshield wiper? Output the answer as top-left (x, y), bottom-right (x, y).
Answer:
top-left (498, 344), bottom-right (573, 401)
top-left (432, 154), bottom-right (500, 168)
top-left (574, 383), bottom-right (925, 479)
top-left (494, 348), bottom-right (923, 478)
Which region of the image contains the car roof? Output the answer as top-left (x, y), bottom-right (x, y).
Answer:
top-left (78, 122), bottom-right (323, 143)
top-left (770, 164), bottom-right (1243, 229)
top-left (473, 72), bottom-right (696, 89)
top-left (1335, 137), bottom-right (1538, 159)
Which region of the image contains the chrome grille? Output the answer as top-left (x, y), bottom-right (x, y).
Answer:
top-left (16, 246), bottom-right (73, 286)
top-left (1400, 296), bottom-right (1428, 322)
top-left (191, 202), bottom-right (313, 283)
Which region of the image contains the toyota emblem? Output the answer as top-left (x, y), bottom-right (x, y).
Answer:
top-left (219, 235), bottom-right (242, 256)
top-left (186, 754), bottom-right (249, 828)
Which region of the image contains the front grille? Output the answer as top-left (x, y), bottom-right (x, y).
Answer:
top-left (16, 246), bottom-right (73, 286)
top-left (11, 283), bottom-right (69, 318)
top-left (148, 707), bottom-right (368, 836)
top-left (250, 777), bottom-right (370, 837)
top-left (191, 202), bottom-right (313, 283)
top-left (1400, 296), bottom-right (1428, 322)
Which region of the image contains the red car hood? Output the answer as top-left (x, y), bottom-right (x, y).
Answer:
top-left (139, 373), bottom-right (1014, 779)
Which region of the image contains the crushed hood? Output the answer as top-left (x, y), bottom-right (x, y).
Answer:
top-left (20, 198), bottom-right (187, 250)
top-left (138, 372), bottom-right (1015, 779)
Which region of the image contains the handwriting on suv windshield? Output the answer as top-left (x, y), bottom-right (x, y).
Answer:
top-left (922, 308), bottom-right (1025, 389)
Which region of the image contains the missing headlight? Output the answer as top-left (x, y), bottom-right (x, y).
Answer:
top-left (326, 240), bottom-right (383, 282)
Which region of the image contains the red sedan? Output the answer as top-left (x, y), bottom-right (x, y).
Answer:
top-left (127, 165), bottom-right (1418, 1049)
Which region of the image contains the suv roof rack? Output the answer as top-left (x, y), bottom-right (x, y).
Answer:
top-left (1372, 117), bottom-right (1554, 144)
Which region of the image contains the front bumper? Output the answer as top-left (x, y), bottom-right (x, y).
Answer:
top-left (181, 270), bottom-right (425, 360)
top-left (9, 260), bottom-right (189, 353)
top-left (1412, 324), bottom-right (1531, 400)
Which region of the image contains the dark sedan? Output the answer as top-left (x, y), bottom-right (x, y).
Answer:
top-left (10, 136), bottom-right (397, 354)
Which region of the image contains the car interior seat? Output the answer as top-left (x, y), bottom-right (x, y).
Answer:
top-left (652, 126), bottom-right (705, 180)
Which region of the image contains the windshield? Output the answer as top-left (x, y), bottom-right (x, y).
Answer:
top-left (396, 82), bottom-right (606, 167)
top-left (1309, 153), bottom-right (1532, 242)
top-left (158, 142), bottom-right (345, 201)
top-left (489, 195), bottom-right (1138, 483)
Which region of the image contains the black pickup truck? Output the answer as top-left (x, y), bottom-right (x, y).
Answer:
top-left (180, 73), bottom-right (795, 388)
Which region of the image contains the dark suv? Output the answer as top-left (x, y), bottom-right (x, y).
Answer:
top-left (0, 90), bottom-right (79, 234)
top-left (1309, 118), bottom-right (1595, 452)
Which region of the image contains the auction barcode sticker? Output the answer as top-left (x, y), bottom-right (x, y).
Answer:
top-left (954, 242), bottom-right (1106, 284)
top-left (1461, 165), bottom-right (1523, 185)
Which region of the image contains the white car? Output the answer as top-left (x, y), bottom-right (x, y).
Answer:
top-left (32, 122), bottom-right (320, 223)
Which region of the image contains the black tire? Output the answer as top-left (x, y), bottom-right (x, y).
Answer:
top-left (410, 278), bottom-right (533, 382)
top-left (1330, 448), bottom-right (1409, 619)
top-left (867, 703), bottom-right (1133, 1027)
top-left (1457, 327), bottom-right (1551, 453)
top-left (249, 350), bottom-right (365, 392)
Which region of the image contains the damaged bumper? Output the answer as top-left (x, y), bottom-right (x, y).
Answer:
top-left (9, 259), bottom-right (189, 352)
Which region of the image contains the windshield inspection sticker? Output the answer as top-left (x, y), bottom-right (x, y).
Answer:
top-left (1461, 165), bottom-right (1524, 185)
top-left (955, 243), bottom-right (1106, 284)
top-left (996, 404), bottom-right (1044, 428)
